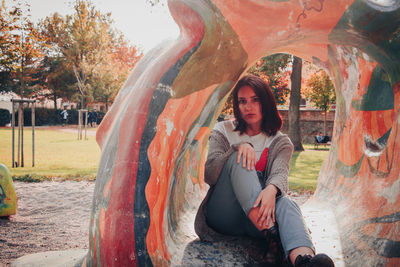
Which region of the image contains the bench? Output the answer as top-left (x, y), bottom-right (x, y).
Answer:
top-left (314, 136), bottom-right (331, 149)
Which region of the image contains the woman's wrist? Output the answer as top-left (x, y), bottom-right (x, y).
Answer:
top-left (233, 142), bottom-right (253, 150)
top-left (266, 184), bottom-right (278, 196)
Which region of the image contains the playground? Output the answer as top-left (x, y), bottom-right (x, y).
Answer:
top-left (1, 0), bottom-right (399, 266)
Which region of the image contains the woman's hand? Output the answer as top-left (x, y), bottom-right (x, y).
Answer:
top-left (237, 143), bottom-right (256, 170)
top-left (253, 185), bottom-right (278, 228)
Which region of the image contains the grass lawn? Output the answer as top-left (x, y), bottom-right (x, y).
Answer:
top-left (0, 127), bottom-right (100, 181)
top-left (0, 127), bottom-right (329, 192)
top-left (289, 144), bottom-right (329, 192)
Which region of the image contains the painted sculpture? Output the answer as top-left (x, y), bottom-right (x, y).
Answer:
top-left (84, 0), bottom-right (400, 266)
top-left (0, 163), bottom-right (17, 217)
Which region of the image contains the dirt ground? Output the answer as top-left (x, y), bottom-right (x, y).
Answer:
top-left (0, 181), bottom-right (94, 266)
top-left (0, 181), bottom-right (311, 266)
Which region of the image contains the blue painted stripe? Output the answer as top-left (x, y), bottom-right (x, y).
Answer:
top-left (133, 41), bottom-right (202, 267)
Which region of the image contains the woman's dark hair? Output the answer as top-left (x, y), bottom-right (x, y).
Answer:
top-left (232, 75), bottom-right (282, 136)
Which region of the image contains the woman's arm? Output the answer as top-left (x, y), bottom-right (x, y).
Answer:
top-left (204, 130), bottom-right (250, 185)
top-left (265, 136), bottom-right (294, 196)
top-left (253, 136), bottom-right (293, 227)
top-left (204, 130), bottom-right (234, 185)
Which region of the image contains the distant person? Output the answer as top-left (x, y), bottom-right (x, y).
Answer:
top-left (316, 132), bottom-right (324, 143)
top-left (91, 109), bottom-right (98, 127)
top-left (60, 108), bottom-right (68, 127)
top-left (87, 110), bottom-right (93, 127)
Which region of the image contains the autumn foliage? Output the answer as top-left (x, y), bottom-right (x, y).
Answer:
top-left (0, 0), bottom-right (142, 110)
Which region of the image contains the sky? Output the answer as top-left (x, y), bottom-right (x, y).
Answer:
top-left (5, 0), bottom-right (180, 54)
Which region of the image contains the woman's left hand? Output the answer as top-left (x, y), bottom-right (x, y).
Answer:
top-left (253, 184), bottom-right (278, 228)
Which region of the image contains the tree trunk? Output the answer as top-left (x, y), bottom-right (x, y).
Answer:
top-left (288, 56), bottom-right (304, 151)
top-left (324, 110), bottom-right (327, 136)
top-left (54, 93), bottom-right (58, 110)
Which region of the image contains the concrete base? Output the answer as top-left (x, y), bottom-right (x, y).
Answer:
top-left (12, 249), bottom-right (86, 267)
top-left (171, 199), bottom-right (345, 266)
top-left (302, 200), bottom-right (345, 267)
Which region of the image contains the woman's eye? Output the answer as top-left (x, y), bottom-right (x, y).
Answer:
top-left (239, 99), bottom-right (246, 104)
top-left (253, 97), bottom-right (260, 102)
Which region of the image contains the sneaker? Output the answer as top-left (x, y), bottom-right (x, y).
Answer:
top-left (294, 253), bottom-right (335, 267)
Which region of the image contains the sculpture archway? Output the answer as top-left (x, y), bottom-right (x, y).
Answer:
top-left (86, 0), bottom-right (400, 266)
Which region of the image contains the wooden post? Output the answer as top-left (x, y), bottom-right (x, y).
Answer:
top-left (84, 110), bottom-right (88, 140)
top-left (80, 110), bottom-right (83, 140)
top-left (17, 103), bottom-right (22, 167)
top-left (78, 110), bottom-right (81, 140)
top-left (21, 102), bottom-right (24, 167)
top-left (77, 109), bottom-right (88, 140)
top-left (10, 99), bottom-right (35, 168)
top-left (32, 102), bottom-right (35, 167)
top-left (11, 101), bottom-right (15, 168)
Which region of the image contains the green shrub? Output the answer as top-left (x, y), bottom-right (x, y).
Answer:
top-left (13, 108), bottom-right (106, 126)
top-left (0, 108), bottom-right (10, 126)
top-left (14, 108), bottom-right (78, 126)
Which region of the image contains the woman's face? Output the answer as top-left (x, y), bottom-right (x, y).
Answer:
top-left (237, 85), bottom-right (262, 128)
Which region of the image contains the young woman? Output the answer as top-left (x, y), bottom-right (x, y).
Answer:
top-left (195, 75), bottom-right (334, 267)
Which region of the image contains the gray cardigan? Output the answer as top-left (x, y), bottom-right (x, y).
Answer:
top-left (194, 129), bottom-right (294, 241)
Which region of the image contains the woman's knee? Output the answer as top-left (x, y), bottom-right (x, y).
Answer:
top-left (275, 196), bottom-right (301, 215)
top-left (227, 151), bottom-right (239, 165)
top-left (223, 151), bottom-right (252, 176)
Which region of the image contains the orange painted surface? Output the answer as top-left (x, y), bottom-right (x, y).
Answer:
top-left (145, 85), bottom-right (216, 264)
top-left (213, 0), bottom-right (352, 62)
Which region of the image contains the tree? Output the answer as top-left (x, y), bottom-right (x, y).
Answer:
top-left (63, 0), bottom-right (142, 109)
top-left (92, 39), bottom-right (142, 110)
top-left (1, 0), bottom-right (142, 111)
top-left (0, 1), bottom-right (22, 92)
top-left (65, 0), bottom-right (114, 108)
top-left (14, 19), bottom-right (48, 97)
top-left (37, 1), bottom-right (142, 110)
top-left (305, 70), bottom-right (336, 135)
top-left (288, 56), bottom-right (304, 151)
top-left (38, 13), bottom-right (77, 109)
top-left (0, 1), bottom-right (47, 96)
top-left (39, 12), bottom-right (69, 58)
top-left (248, 53), bottom-right (291, 105)
top-left (34, 56), bottom-right (76, 110)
